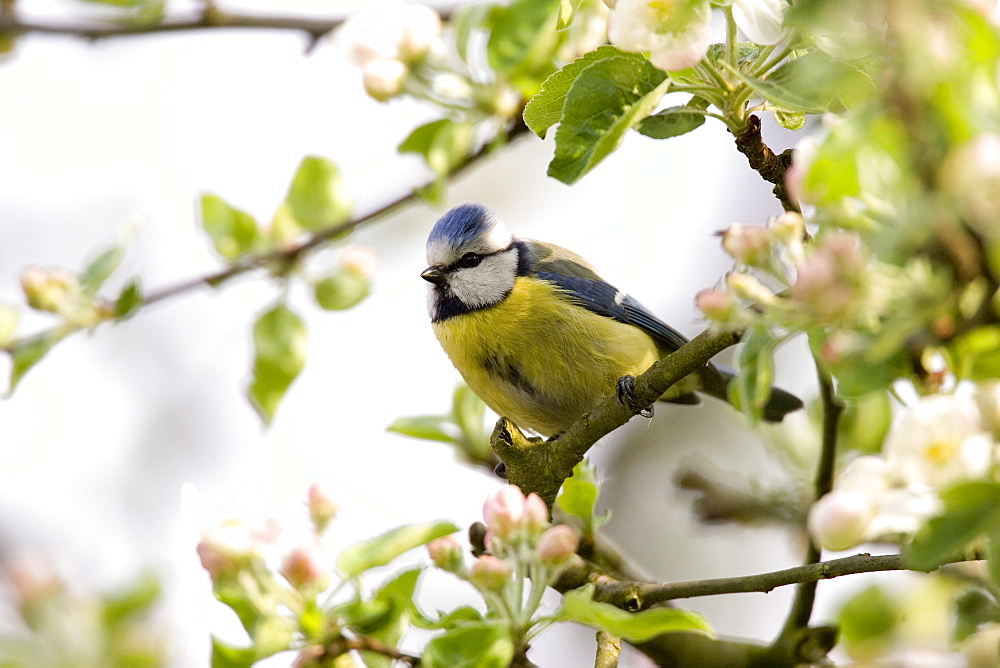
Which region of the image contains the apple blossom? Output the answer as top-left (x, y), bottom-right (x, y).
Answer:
top-left (280, 541), bottom-right (330, 591)
top-left (306, 483), bottom-right (338, 534)
top-left (469, 555), bottom-right (510, 591)
top-left (536, 525), bottom-right (580, 565)
top-left (607, 0), bottom-right (713, 72)
top-left (883, 393), bottom-right (993, 489)
top-left (733, 0), bottom-right (787, 45)
top-left (427, 534), bottom-right (465, 573)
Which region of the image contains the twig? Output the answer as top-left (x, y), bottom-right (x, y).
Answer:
top-left (733, 114), bottom-right (799, 213)
top-left (777, 365), bottom-right (842, 639)
top-left (2, 120), bottom-right (531, 360)
top-left (594, 631), bottom-right (621, 668)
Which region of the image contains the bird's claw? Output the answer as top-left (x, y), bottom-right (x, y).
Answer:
top-left (616, 375), bottom-right (654, 418)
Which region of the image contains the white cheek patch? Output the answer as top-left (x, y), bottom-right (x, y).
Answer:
top-left (449, 251), bottom-right (518, 308)
top-left (479, 221), bottom-right (513, 254)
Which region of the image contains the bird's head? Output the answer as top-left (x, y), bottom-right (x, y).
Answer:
top-left (422, 203), bottom-right (521, 319)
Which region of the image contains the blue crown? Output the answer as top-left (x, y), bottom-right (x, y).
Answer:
top-left (427, 203), bottom-right (494, 249)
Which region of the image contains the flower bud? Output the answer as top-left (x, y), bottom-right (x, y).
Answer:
top-left (306, 483), bottom-right (338, 535)
top-left (483, 485), bottom-right (548, 541)
top-left (362, 58), bottom-right (407, 102)
top-left (427, 535), bottom-right (464, 573)
top-left (397, 4), bottom-right (442, 61)
top-left (696, 288), bottom-right (735, 321)
top-left (536, 525), bottom-right (579, 566)
top-left (807, 489), bottom-right (875, 552)
top-left (196, 518), bottom-right (280, 583)
top-left (280, 541), bottom-right (330, 591)
top-left (20, 266), bottom-right (77, 313)
top-left (721, 223), bottom-right (772, 266)
top-left (725, 272), bottom-right (776, 304)
top-left (469, 555), bottom-right (510, 591)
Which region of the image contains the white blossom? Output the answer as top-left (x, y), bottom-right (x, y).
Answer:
top-left (883, 393), bottom-right (993, 489)
top-left (337, 2), bottom-right (443, 66)
top-left (608, 0), bottom-right (712, 71)
top-left (733, 0), bottom-right (787, 45)
top-left (362, 58), bottom-right (408, 101)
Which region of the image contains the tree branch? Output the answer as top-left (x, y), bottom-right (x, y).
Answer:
top-left (733, 114), bottom-right (799, 213)
top-left (2, 120), bottom-right (531, 359)
top-left (777, 364), bottom-right (843, 640)
top-left (493, 328), bottom-right (743, 507)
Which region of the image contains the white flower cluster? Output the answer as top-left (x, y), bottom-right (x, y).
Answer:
top-left (336, 2), bottom-right (445, 101)
top-left (809, 388), bottom-right (1000, 551)
top-left (607, 0), bottom-right (788, 72)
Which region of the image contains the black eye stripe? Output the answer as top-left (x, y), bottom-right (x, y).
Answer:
top-left (445, 243), bottom-right (516, 272)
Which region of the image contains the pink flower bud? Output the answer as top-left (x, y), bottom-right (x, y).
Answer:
top-left (281, 541), bottom-right (329, 591)
top-left (469, 555), bottom-right (510, 591)
top-left (483, 485), bottom-right (548, 541)
top-left (536, 525), bottom-right (579, 565)
top-left (523, 492), bottom-right (550, 535)
top-left (196, 518), bottom-right (280, 582)
top-left (427, 535), bottom-right (464, 572)
top-left (306, 483), bottom-right (338, 534)
top-left (696, 288), bottom-right (734, 320)
top-left (721, 223), bottom-right (772, 266)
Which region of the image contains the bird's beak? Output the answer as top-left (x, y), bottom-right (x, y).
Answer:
top-left (421, 266), bottom-right (446, 284)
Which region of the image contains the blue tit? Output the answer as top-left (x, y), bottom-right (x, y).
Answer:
top-left (421, 203), bottom-right (802, 438)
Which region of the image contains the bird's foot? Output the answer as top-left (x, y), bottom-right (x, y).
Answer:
top-left (616, 375), bottom-right (654, 418)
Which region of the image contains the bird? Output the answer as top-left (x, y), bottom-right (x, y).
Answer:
top-left (421, 203), bottom-right (802, 438)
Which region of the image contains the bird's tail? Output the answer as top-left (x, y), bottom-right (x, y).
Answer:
top-left (697, 363), bottom-right (803, 423)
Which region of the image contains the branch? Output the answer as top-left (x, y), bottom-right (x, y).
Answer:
top-left (733, 114), bottom-right (799, 213)
top-left (2, 120), bottom-right (532, 360)
top-left (777, 364), bottom-right (843, 639)
top-left (554, 550), bottom-right (966, 666)
top-left (0, 10), bottom-right (345, 54)
top-left (493, 328), bottom-right (743, 507)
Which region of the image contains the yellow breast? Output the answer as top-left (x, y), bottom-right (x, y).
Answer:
top-left (431, 276), bottom-right (660, 436)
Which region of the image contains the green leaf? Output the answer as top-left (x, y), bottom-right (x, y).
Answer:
top-left (337, 521), bottom-right (459, 579)
top-left (8, 332), bottom-right (63, 394)
top-left (313, 268), bottom-right (370, 312)
top-left (737, 51), bottom-right (875, 114)
top-left (247, 304), bottom-right (308, 424)
top-left (548, 52), bottom-right (671, 184)
top-left (412, 606), bottom-right (484, 631)
top-left (79, 245), bottom-right (124, 294)
top-left (954, 590), bottom-right (1000, 642)
top-left (557, 0), bottom-right (583, 30)
top-left (387, 415), bottom-right (460, 444)
top-left (907, 482), bottom-right (1000, 571)
top-left (772, 108), bottom-right (806, 131)
top-left (101, 573), bottom-right (161, 628)
top-left (556, 585), bottom-right (712, 641)
top-left (485, 0), bottom-right (560, 93)
top-left (210, 637), bottom-right (257, 668)
top-left (835, 585), bottom-right (897, 657)
top-left (731, 325), bottom-right (779, 424)
top-left (341, 569), bottom-right (422, 667)
top-left (285, 156), bottom-right (352, 231)
top-left (524, 45), bottom-right (644, 139)
top-left (837, 391), bottom-right (892, 454)
top-left (113, 279), bottom-right (143, 321)
top-left (635, 105), bottom-right (706, 139)
top-left (421, 622), bottom-right (514, 668)
top-left (200, 193), bottom-right (261, 259)
top-left (953, 325), bottom-right (1000, 381)
top-left (399, 119), bottom-right (475, 205)
top-left (556, 460), bottom-right (604, 535)
top-left (213, 584), bottom-right (264, 636)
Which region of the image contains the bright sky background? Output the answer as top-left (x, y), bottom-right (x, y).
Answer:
top-left (0, 2), bottom-right (898, 666)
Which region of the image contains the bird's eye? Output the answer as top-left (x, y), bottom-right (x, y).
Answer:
top-left (458, 253), bottom-right (482, 268)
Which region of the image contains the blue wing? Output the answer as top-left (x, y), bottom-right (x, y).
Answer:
top-left (535, 268), bottom-right (690, 352)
